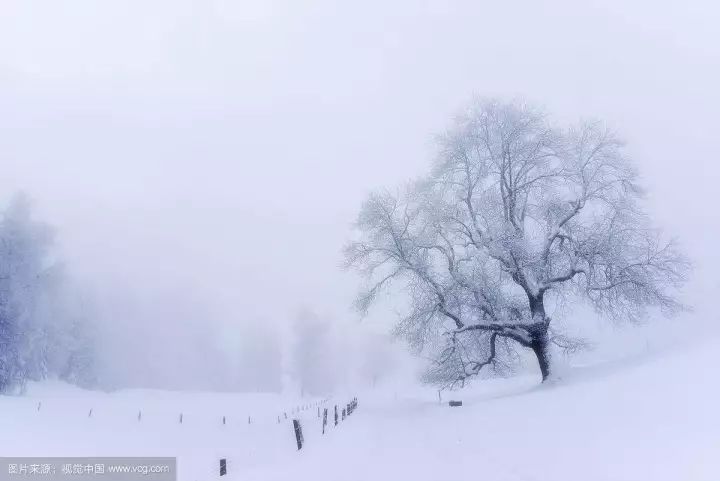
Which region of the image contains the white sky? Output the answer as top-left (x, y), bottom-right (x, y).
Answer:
top-left (1, 0), bottom-right (718, 388)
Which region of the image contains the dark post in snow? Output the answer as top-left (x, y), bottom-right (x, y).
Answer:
top-left (179, 413), bottom-right (183, 424)
top-left (322, 408), bottom-right (328, 434)
top-left (292, 419), bottom-right (304, 450)
top-left (88, 408), bottom-right (93, 418)
top-left (334, 405), bottom-right (338, 426)
top-left (346, 397), bottom-right (357, 415)
top-left (342, 408), bottom-right (346, 421)
top-left (219, 459), bottom-right (227, 476)
top-left (223, 416), bottom-right (226, 425)
top-left (449, 400), bottom-right (463, 407)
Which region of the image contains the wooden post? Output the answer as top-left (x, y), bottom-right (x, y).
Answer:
top-left (334, 405), bottom-right (338, 426)
top-left (179, 413), bottom-right (183, 424)
top-left (292, 419), bottom-right (304, 450)
top-left (223, 416), bottom-right (226, 425)
top-left (322, 408), bottom-right (328, 434)
top-left (219, 459), bottom-right (227, 476)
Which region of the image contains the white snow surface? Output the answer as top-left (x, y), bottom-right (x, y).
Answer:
top-left (2, 339), bottom-right (718, 481)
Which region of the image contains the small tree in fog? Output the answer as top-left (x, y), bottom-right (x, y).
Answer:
top-left (344, 98), bottom-right (689, 386)
top-left (360, 333), bottom-right (395, 388)
top-left (56, 314), bottom-right (97, 388)
top-left (291, 309), bottom-right (337, 396)
top-left (236, 322), bottom-right (283, 392)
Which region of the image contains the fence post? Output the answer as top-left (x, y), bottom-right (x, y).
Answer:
top-left (219, 459), bottom-right (227, 476)
top-left (292, 419), bottom-right (304, 450)
top-left (334, 405), bottom-right (338, 426)
top-left (322, 408), bottom-right (328, 434)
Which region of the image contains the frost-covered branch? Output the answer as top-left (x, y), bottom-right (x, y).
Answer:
top-left (345, 98), bottom-right (689, 386)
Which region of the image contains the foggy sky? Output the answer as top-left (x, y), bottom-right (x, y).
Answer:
top-left (1, 0), bottom-right (718, 389)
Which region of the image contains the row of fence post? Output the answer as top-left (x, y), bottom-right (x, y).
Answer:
top-left (35, 398), bottom-right (329, 428)
top-left (297, 396), bottom-right (358, 452)
top-left (32, 394), bottom-right (348, 480)
top-left (219, 396), bottom-right (358, 476)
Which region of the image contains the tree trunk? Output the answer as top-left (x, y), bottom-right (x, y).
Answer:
top-left (530, 333), bottom-right (551, 382)
top-left (527, 294), bottom-right (551, 382)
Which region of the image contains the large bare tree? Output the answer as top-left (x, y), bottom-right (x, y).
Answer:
top-left (344, 99), bottom-right (689, 385)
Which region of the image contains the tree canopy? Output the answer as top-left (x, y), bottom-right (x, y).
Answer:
top-left (345, 98), bottom-right (689, 386)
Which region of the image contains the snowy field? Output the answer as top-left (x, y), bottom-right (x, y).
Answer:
top-left (2, 339), bottom-right (719, 481)
top-left (0, 384), bottom-right (333, 480)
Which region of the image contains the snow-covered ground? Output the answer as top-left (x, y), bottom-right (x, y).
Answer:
top-left (2, 338), bottom-right (719, 481)
top-left (0, 383), bottom-right (331, 480)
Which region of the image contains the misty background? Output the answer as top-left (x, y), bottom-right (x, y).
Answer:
top-left (1, 0), bottom-right (718, 392)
